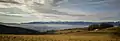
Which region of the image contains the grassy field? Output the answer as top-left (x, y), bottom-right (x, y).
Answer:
top-left (1, 27), bottom-right (120, 41)
top-left (1, 32), bottom-right (120, 41)
top-left (0, 35), bottom-right (119, 41)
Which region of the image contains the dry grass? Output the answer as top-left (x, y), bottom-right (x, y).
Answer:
top-left (0, 34), bottom-right (120, 41)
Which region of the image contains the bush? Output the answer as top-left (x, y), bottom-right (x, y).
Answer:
top-left (99, 23), bottom-right (114, 29)
top-left (88, 23), bottom-right (114, 31)
top-left (110, 27), bottom-right (120, 39)
top-left (76, 31), bottom-right (81, 32)
top-left (88, 24), bottom-right (99, 31)
top-left (113, 27), bottom-right (120, 36)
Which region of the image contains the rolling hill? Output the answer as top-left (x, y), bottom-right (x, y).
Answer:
top-left (0, 24), bottom-right (42, 34)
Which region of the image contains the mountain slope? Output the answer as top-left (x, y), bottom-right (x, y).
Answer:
top-left (0, 24), bottom-right (41, 34)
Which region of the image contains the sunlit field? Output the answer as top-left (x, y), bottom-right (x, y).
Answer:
top-left (1, 32), bottom-right (120, 41)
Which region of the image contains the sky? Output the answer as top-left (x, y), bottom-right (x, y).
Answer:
top-left (0, 0), bottom-right (120, 23)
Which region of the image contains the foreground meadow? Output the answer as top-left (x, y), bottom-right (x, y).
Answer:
top-left (0, 32), bottom-right (120, 41)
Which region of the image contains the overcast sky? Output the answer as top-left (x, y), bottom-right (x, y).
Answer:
top-left (0, 0), bottom-right (120, 23)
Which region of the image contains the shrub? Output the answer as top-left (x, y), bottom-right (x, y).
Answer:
top-left (88, 23), bottom-right (114, 31)
top-left (88, 24), bottom-right (99, 31)
top-left (113, 27), bottom-right (120, 36)
top-left (99, 23), bottom-right (114, 29)
top-left (76, 31), bottom-right (81, 32)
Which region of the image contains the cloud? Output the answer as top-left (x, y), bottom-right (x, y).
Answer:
top-left (0, 0), bottom-right (20, 4)
top-left (0, 0), bottom-right (120, 23)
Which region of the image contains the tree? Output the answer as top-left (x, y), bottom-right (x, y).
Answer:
top-left (99, 23), bottom-right (114, 29)
top-left (88, 23), bottom-right (114, 31)
top-left (88, 24), bottom-right (100, 31)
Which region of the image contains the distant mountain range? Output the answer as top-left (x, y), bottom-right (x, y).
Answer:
top-left (22, 21), bottom-right (120, 26)
top-left (0, 21), bottom-right (120, 34)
